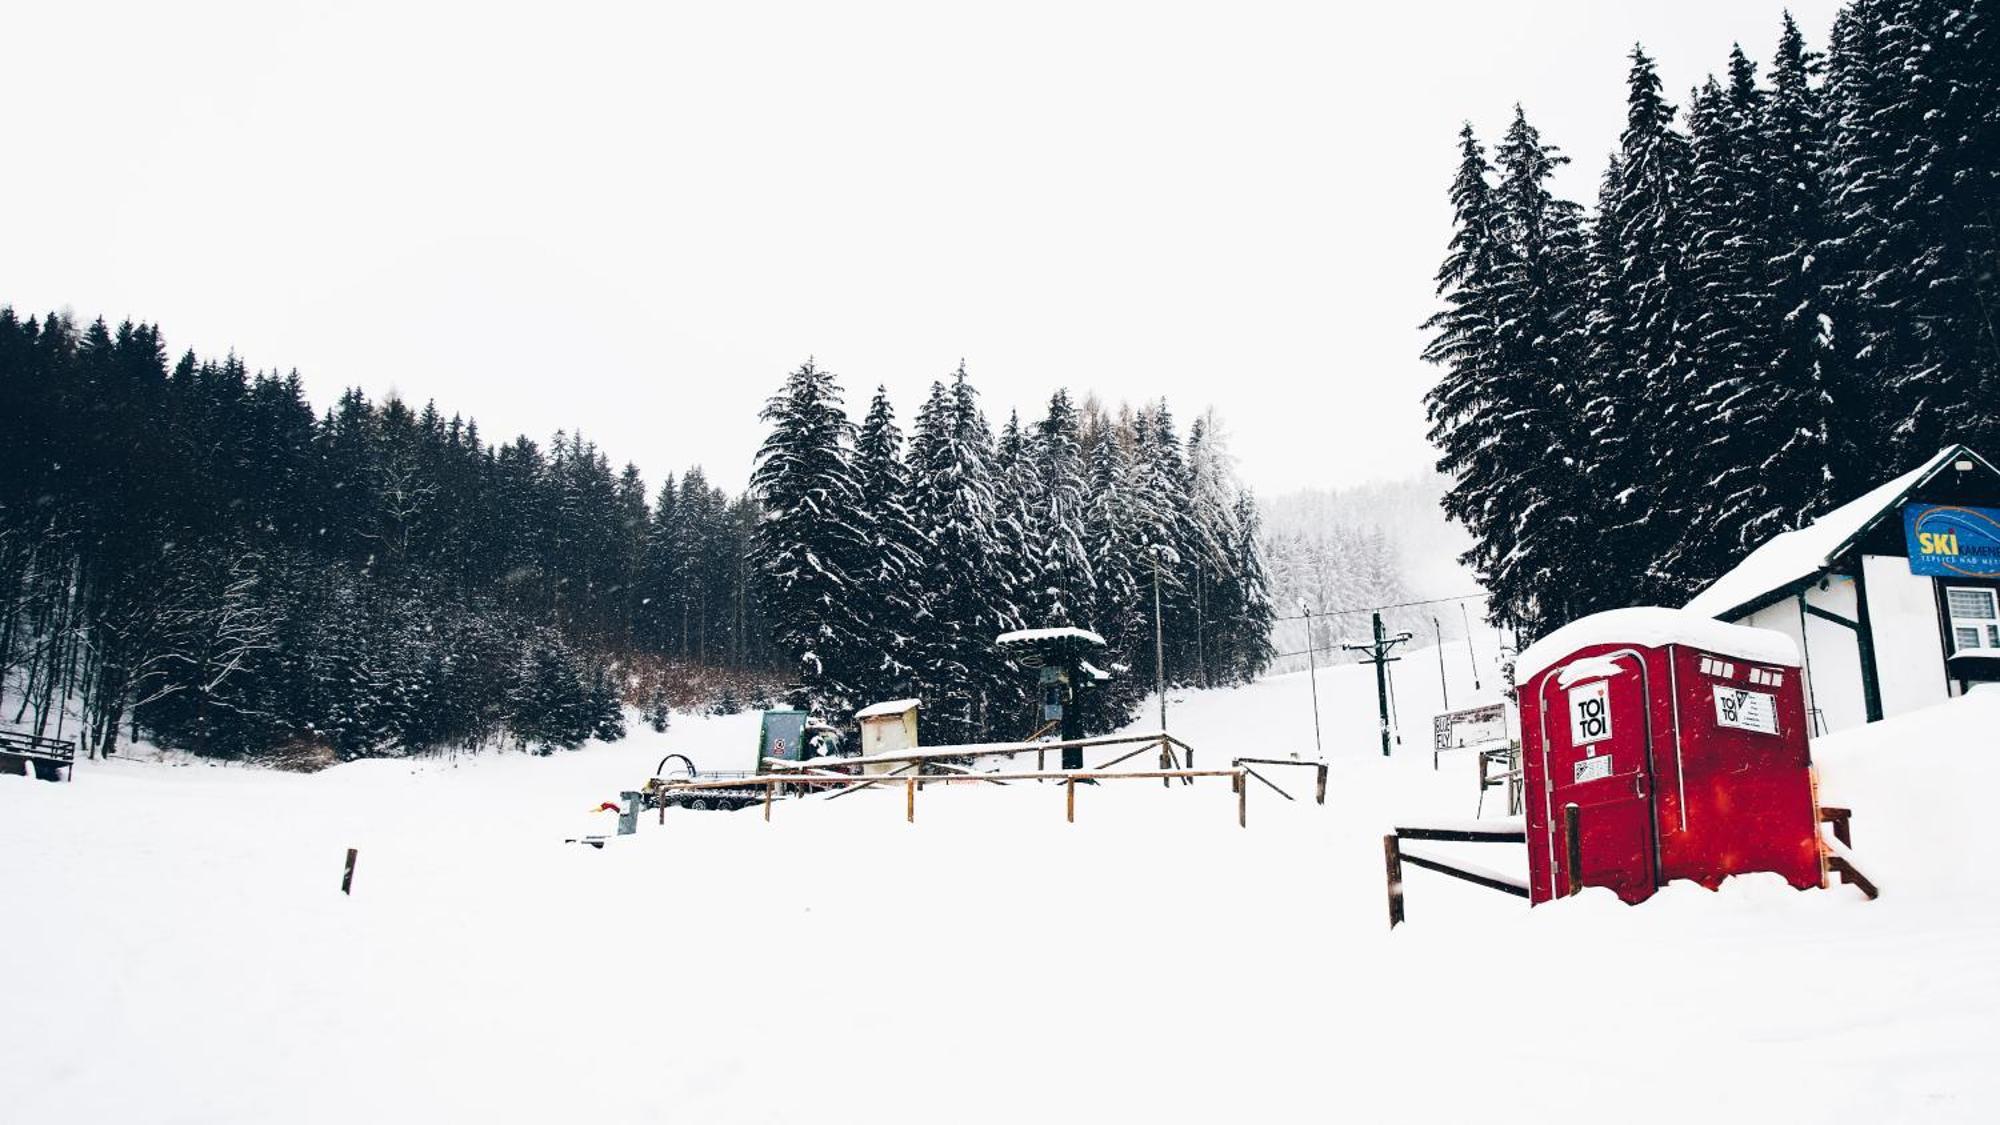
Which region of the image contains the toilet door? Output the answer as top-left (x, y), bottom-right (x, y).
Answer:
top-left (1541, 654), bottom-right (1660, 903)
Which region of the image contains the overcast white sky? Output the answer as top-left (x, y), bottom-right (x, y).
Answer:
top-left (4, 1), bottom-right (1845, 498)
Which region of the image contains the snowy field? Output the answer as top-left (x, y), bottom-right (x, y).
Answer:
top-left (4, 645), bottom-right (1997, 1123)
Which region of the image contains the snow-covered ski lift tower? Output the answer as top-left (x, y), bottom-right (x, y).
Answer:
top-left (995, 626), bottom-right (1110, 768)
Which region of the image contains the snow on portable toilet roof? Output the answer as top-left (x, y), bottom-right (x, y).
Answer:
top-left (1515, 606), bottom-right (1800, 685)
top-left (854, 698), bottom-right (920, 720)
top-left (1684, 445), bottom-right (1996, 620)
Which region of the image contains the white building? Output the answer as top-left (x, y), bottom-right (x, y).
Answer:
top-left (1684, 445), bottom-right (2000, 735)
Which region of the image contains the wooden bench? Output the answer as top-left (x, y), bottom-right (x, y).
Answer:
top-left (0, 730), bottom-right (77, 782)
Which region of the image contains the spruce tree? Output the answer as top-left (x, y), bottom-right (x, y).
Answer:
top-left (747, 359), bottom-right (873, 712)
top-left (1585, 47), bottom-right (1698, 606)
top-left (851, 385), bottom-right (926, 701)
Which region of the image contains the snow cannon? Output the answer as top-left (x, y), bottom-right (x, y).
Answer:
top-left (996, 626), bottom-right (1111, 767)
top-left (1515, 607), bottom-right (1823, 905)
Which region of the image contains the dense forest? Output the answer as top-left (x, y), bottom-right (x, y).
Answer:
top-left (0, 310), bottom-right (769, 762)
top-left (0, 314), bottom-right (1272, 761)
top-left (1425, 0), bottom-right (1999, 638)
top-left (748, 361), bottom-right (1273, 745)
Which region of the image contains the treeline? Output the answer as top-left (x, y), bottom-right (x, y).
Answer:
top-left (0, 309), bottom-right (768, 761)
top-left (1424, 1), bottom-right (1999, 637)
top-left (750, 361), bottom-right (1274, 744)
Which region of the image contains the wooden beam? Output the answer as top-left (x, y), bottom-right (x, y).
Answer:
top-left (1826, 854), bottom-right (1879, 900)
top-left (1391, 826), bottom-right (1528, 844)
top-left (1397, 849), bottom-right (1532, 899)
top-left (653, 767), bottom-right (1247, 791)
top-left (1240, 766), bottom-right (1295, 802)
top-left (1383, 835), bottom-right (1405, 927)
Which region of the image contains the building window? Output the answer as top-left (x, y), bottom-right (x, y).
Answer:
top-left (1945, 587), bottom-right (2000, 652)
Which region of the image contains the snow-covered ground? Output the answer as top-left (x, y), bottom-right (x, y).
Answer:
top-left (4, 642), bottom-right (1996, 1122)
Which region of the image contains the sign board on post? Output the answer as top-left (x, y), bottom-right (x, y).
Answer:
top-left (1904, 503), bottom-right (2000, 577)
top-left (1433, 702), bottom-right (1508, 752)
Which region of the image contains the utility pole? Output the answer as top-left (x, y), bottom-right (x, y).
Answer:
top-left (1302, 601), bottom-right (1323, 757)
top-left (1343, 611), bottom-right (1413, 758)
top-left (1152, 545), bottom-right (1167, 735)
top-left (1459, 600), bottom-right (1482, 692)
top-left (1433, 616), bottom-right (1449, 712)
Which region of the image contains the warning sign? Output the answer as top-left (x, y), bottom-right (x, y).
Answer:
top-left (1568, 681), bottom-right (1612, 745)
top-left (1713, 686), bottom-right (1779, 735)
top-left (1573, 755), bottom-right (1613, 784)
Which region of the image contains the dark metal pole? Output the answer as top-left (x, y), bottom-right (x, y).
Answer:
top-left (1459, 601), bottom-right (1481, 692)
top-left (1303, 603), bottom-right (1323, 757)
top-left (1433, 616), bottom-right (1449, 712)
top-left (1373, 611), bottom-right (1392, 758)
top-left (1153, 547), bottom-right (1167, 735)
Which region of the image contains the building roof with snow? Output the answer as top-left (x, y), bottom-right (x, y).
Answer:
top-left (854, 698), bottom-right (919, 720)
top-left (1684, 445), bottom-right (2000, 621)
top-left (994, 626), bottom-right (1107, 648)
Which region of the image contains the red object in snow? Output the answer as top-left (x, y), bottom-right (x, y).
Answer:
top-left (595, 801), bottom-right (622, 814)
top-left (1516, 608), bottom-right (1825, 905)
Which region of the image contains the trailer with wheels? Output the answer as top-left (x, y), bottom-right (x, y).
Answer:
top-left (641, 754), bottom-right (767, 812)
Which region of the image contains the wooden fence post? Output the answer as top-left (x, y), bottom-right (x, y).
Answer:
top-left (1563, 803), bottom-right (1582, 897)
top-left (1383, 835), bottom-right (1404, 927)
top-left (1315, 764), bottom-right (1328, 805)
top-left (341, 847), bottom-right (358, 895)
top-left (764, 781), bottom-right (774, 822)
top-left (906, 777), bottom-right (917, 823)
top-left (1237, 772), bottom-right (1247, 828)
top-left (1066, 778), bottom-right (1076, 823)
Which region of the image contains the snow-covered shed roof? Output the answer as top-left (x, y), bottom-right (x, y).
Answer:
top-left (995, 627), bottom-right (1107, 647)
top-left (854, 698), bottom-right (919, 720)
top-left (1685, 445), bottom-right (1998, 621)
top-left (1516, 606), bottom-right (1800, 684)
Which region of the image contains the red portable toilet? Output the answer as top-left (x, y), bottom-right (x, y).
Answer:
top-left (1515, 607), bottom-right (1824, 905)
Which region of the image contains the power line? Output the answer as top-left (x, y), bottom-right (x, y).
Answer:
top-left (1270, 592), bottom-right (1486, 625)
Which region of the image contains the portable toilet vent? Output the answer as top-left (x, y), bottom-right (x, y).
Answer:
top-left (1515, 607), bottom-right (1823, 905)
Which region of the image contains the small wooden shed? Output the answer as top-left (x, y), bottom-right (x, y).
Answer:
top-left (854, 698), bottom-right (919, 776)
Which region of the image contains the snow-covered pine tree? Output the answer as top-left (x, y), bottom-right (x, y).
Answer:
top-left (1863, 0), bottom-right (2000, 458)
top-left (1585, 47), bottom-right (1698, 607)
top-left (1078, 408), bottom-right (1148, 729)
top-left (1424, 112), bottom-right (1592, 635)
top-left (992, 409), bottom-right (1045, 622)
top-left (1423, 126), bottom-right (1515, 620)
top-left (1183, 411), bottom-right (1243, 687)
top-left (1486, 107), bottom-right (1596, 628)
top-left (1030, 390), bottom-right (1096, 628)
top-left (748, 359), bottom-right (874, 713)
top-left (1824, 0), bottom-right (1928, 459)
top-left (851, 385), bottom-right (927, 703)
top-left (1672, 59), bottom-right (1786, 583)
top-left (1761, 13), bottom-right (1858, 507)
top-left (907, 364), bottom-right (1021, 741)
